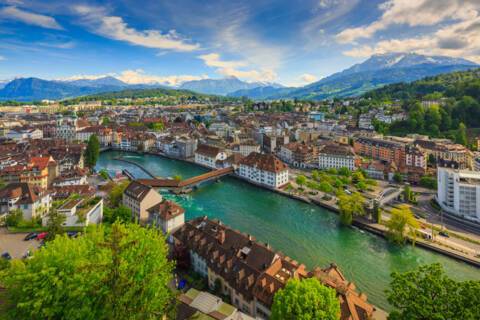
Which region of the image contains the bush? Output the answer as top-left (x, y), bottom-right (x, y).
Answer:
top-left (6, 209), bottom-right (23, 227)
top-left (420, 176), bottom-right (437, 189)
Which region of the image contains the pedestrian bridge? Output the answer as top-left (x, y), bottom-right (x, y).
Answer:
top-left (137, 167), bottom-right (234, 193)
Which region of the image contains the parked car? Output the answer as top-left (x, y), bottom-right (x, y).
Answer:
top-left (24, 232), bottom-right (38, 241)
top-left (36, 232), bottom-right (48, 240)
top-left (1, 252), bottom-right (12, 260)
top-left (67, 231), bottom-right (79, 238)
top-left (439, 231), bottom-right (450, 238)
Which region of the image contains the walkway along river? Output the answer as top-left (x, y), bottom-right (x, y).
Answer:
top-left (96, 150), bottom-right (480, 311)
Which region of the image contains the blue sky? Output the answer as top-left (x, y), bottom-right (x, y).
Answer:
top-left (0, 0), bottom-right (479, 86)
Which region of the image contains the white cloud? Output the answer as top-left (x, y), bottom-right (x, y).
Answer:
top-left (342, 13), bottom-right (480, 63)
top-left (199, 53), bottom-right (246, 69)
top-left (62, 70), bottom-right (208, 87)
top-left (299, 73), bottom-right (318, 84)
top-left (198, 53), bottom-right (277, 82)
top-left (336, 0), bottom-right (480, 43)
top-left (0, 6), bottom-right (63, 30)
top-left (73, 5), bottom-right (199, 52)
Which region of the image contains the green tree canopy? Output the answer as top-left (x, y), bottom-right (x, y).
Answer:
top-left (85, 134), bottom-right (100, 168)
top-left (45, 208), bottom-right (66, 241)
top-left (387, 263), bottom-right (480, 320)
top-left (337, 192), bottom-right (365, 225)
top-left (103, 205), bottom-right (132, 224)
top-left (455, 122), bottom-right (468, 146)
top-left (108, 180), bottom-right (130, 207)
top-left (296, 175), bottom-right (307, 187)
top-left (386, 205), bottom-right (419, 245)
top-left (1, 222), bottom-right (175, 320)
top-left (270, 278), bottom-right (340, 320)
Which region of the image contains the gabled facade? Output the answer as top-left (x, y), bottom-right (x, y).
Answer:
top-left (122, 181), bottom-right (163, 225)
top-left (238, 152), bottom-right (288, 189)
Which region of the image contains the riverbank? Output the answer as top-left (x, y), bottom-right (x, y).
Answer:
top-left (113, 149), bottom-right (480, 268)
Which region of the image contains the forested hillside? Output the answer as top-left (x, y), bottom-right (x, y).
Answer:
top-left (366, 68), bottom-right (480, 146)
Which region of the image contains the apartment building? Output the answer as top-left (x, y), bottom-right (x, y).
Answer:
top-left (232, 141), bottom-right (261, 157)
top-left (147, 199), bottom-right (185, 234)
top-left (318, 143), bottom-right (357, 171)
top-left (0, 156), bottom-right (58, 189)
top-left (194, 144), bottom-right (228, 169)
top-left (354, 137), bottom-right (406, 171)
top-left (0, 182), bottom-right (51, 221)
top-left (172, 217), bottom-right (374, 320)
top-left (437, 168), bottom-right (480, 222)
top-left (238, 152), bottom-right (288, 189)
top-left (415, 139), bottom-right (473, 170)
top-left (6, 128), bottom-right (43, 141)
top-left (278, 142), bottom-right (318, 169)
top-left (122, 181), bottom-right (163, 225)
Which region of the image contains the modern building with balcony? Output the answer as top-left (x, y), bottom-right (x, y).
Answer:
top-left (437, 167), bottom-right (480, 222)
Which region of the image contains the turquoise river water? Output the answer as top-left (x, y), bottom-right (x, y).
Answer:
top-left (96, 151), bottom-right (480, 310)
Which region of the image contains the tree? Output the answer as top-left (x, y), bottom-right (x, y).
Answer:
top-left (338, 167), bottom-right (351, 177)
top-left (373, 201), bottom-right (381, 223)
top-left (270, 278), bottom-right (340, 320)
top-left (103, 205), bottom-right (132, 224)
top-left (386, 205), bottom-right (419, 245)
top-left (455, 122), bottom-right (468, 146)
top-left (1, 222), bottom-right (175, 320)
top-left (338, 192), bottom-right (365, 225)
top-left (393, 172), bottom-right (403, 183)
top-left (45, 208), bottom-right (66, 241)
top-left (6, 209), bottom-right (23, 227)
top-left (351, 171), bottom-right (365, 184)
top-left (403, 185), bottom-right (413, 203)
top-left (296, 175), bottom-right (307, 188)
top-left (108, 181), bottom-right (130, 207)
top-left (99, 169), bottom-right (109, 180)
top-left (386, 264), bottom-right (480, 320)
top-left (419, 176), bottom-right (437, 189)
top-left (85, 134), bottom-right (100, 168)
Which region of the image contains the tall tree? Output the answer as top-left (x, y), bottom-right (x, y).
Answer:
top-left (270, 278), bottom-right (340, 320)
top-left (338, 192), bottom-right (365, 225)
top-left (387, 264), bottom-right (480, 320)
top-left (455, 122), bottom-right (468, 146)
top-left (45, 208), bottom-right (66, 241)
top-left (386, 205), bottom-right (419, 245)
top-left (1, 222), bottom-right (175, 320)
top-left (85, 134), bottom-right (100, 169)
top-left (108, 180), bottom-right (130, 207)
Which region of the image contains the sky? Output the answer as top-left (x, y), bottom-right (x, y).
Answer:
top-left (0, 0), bottom-right (479, 87)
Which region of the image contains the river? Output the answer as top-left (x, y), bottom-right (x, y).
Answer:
top-left (96, 150), bottom-right (480, 310)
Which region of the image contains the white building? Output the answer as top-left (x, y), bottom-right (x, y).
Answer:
top-left (233, 142), bottom-right (261, 157)
top-left (147, 200), bottom-right (185, 235)
top-left (318, 144), bottom-right (356, 171)
top-left (0, 183), bottom-right (51, 221)
top-left (437, 168), bottom-right (480, 222)
top-left (6, 128), bottom-right (43, 141)
top-left (194, 144), bottom-right (228, 169)
top-left (46, 197), bottom-right (103, 227)
top-left (238, 152), bottom-right (289, 189)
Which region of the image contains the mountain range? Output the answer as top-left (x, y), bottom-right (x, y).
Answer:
top-left (0, 77), bottom-right (162, 102)
top-left (0, 53), bottom-right (477, 102)
top-left (179, 77), bottom-right (283, 96)
top-left (228, 53), bottom-right (478, 100)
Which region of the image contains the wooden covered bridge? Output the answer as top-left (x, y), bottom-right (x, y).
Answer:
top-left (137, 167), bottom-right (234, 193)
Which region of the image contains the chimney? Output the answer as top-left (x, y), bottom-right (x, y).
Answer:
top-left (218, 230), bottom-right (226, 244)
